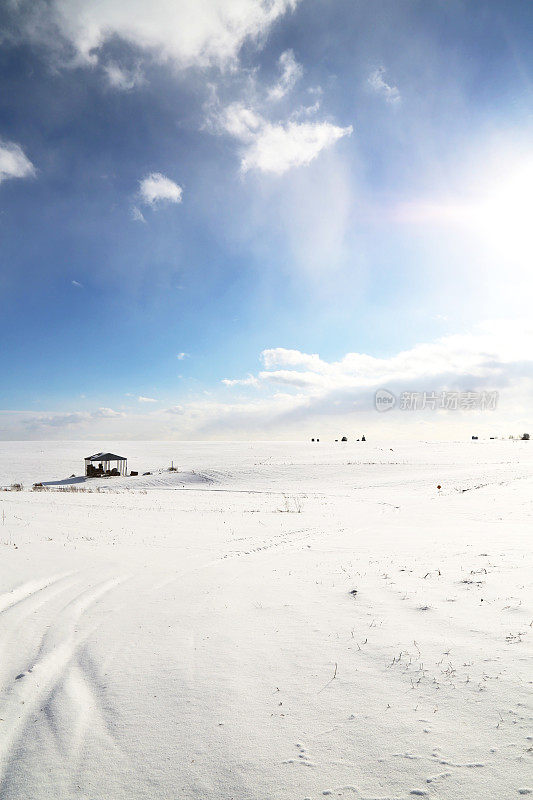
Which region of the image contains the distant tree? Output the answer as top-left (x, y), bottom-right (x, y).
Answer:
top-left (522, 433), bottom-right (530, 440)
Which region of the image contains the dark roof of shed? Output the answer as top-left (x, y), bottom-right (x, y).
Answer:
top-left (85, 452), bottom-right (127, 461)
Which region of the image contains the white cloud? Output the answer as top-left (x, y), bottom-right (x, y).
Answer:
top-left (165, 405), bottom-right (184, 414)
top-left (261, 348), bottom-right (327, 371)
top-left (28, 0), bottom-right (300, 71)
top-left (267, 49), bottom-right (302, 100)
top-left (216, 103), bottom-right (352, 174)
top-left (103, 62), bottom-right (144, 90)
top-left (218, 103), bottom-right (263, 141)
top-left (242, 120), bottom-right (352, 174)
top-left (0, 140), bottom-right (35, 184)
top-left (71, 279), bottom-right (84, 288)
top-left (138, 396), bottom-right (157, 403)
top-left (368, 67), bottom-right (401, 106)
top-left (220, 320), bottom-right (533, 411)
top-left (139, 173), bottom-right (183, 205)
top-left (36, 412), bottom-right (87, 428)
top-left (222, 374), bottom-right (260, 387)
top-left (92, 407), bottom-right (124, 418)
top-left (5, 322), bottom-right (530, 441)
top-left (18, 407), bottom-right (124, 430)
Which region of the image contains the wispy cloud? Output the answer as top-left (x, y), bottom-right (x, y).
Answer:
top-left (368, 66), bottom-right (401, 106)
top-left (267, 49), bottom-right (303, 100)
top-left (131, 205), bottom-right (146, 223)
top-left (0, 140), bottom-right (35, 184)
top-left (103, 62), bottom-right (145, 91)
top-left (176, 352), bottom-right (188, 360)
top-left (18, 407), bottom-right (124, 430)
top-left (71, 279), bottom-right (84, 288)
top-left (92, 407), bottom-right (123, 418)
top-left (138, 396), bottom-right (157, 403)
top-left (222, 374), bottom-right (260, 387)
top-left (165, 405), bottom-right (184, 414)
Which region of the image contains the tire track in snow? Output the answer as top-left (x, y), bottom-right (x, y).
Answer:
top-left (154, 525), bottom-right (320, 591)
top-left (0, 576), bottom-right (126, 788)
top-left (44, 657), bottom-right (118, 776)
top-left (0, 572), bottom-right (76, 615)
top-left (0, 571), bottom-right (86, 693)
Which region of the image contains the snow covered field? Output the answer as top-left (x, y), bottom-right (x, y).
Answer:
top-left (0, 440), bottom-right (531, 799)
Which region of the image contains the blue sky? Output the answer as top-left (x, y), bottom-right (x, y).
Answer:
top-left (0, 0), bottom-right (532, 439)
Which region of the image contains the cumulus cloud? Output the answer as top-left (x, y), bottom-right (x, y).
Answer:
top-left (267, 49), bottom-right (302, 100)
top-left (216, 102), bottom-right (352, 174)
top-left (160, 319), bottom-right (529, 437)
top-left (0, 140), bottom-right (35, 184)
top-left (368, 67), bottom-right (401, 106)
top-left (5, 322), bottom-right (530, 441)
top-left (222, 319), bottom-right (533, 408)
top-left (139, 173), bottom-right (183, 205)
top-left (138, 396), bottom-right (157, 403)
top-left (18, 0), bottom-right (300, 71)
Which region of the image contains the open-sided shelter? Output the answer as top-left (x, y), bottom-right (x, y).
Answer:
top-left (84, 452), bottom-right (127, 477)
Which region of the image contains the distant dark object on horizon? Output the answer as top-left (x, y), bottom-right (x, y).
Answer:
top-left (472, 436), bottom-right (478, 440)
top-left (362, 435), bottom-right (366, 442)
top-left (522, 432), bottom-right (530, 440)
top-left (341, 436), bottom-right (347, 442)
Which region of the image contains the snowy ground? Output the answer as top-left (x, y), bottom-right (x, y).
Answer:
top-left (0, 440), bottom-right (531, 799)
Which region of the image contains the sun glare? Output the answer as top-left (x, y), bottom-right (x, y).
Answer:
top-left (472, 158), bottom-right (533, 263)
